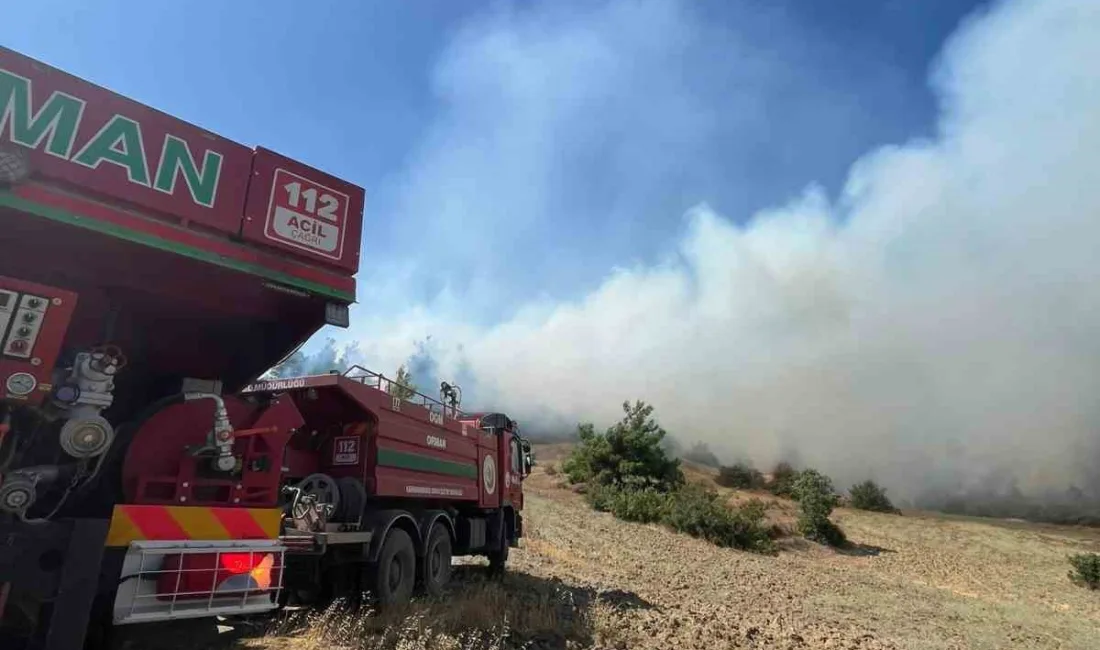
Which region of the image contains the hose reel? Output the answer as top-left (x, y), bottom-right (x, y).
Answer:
top-left (286, 473), bottom-right (340, 532)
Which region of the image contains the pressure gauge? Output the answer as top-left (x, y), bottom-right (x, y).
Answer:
top-left (5, 372), bottom-right (37, 396)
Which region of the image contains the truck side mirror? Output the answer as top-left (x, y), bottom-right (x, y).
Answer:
top-left (523, 453), bottom-right (534, 476)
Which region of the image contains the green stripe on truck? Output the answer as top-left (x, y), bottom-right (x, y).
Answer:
top-left (0, 190), bottom-right (356, 303)
top-left (376, 448), bottom-right (478, 479)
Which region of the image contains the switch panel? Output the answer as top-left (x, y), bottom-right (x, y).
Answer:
top-left (0, 276), bottom-right (78, 405)
top-left (4, 294), bottom-right (48, 358)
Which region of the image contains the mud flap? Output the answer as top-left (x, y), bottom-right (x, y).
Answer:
top-left (0, 517), bottom-right (109, 650)
top-left (486, 508), bottom-right (505, 552)
top-left (512, 512), bottom-right (523, 546)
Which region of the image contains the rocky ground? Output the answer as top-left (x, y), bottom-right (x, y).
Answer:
top-left (111, 453), bottom-right (1100, 650)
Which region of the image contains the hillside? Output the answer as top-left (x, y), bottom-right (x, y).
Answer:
top-left (111, 448), bottom-right (1100, 650)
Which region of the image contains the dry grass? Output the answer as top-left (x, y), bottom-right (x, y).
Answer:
top-left (517, 445), bottom-right (1100, 649)
top-left (677, 458), bottom-right (721, 489)
top-left (114, 567), bottom-right (620, 650)
top-left (257, 571), bottom-right (597, 650)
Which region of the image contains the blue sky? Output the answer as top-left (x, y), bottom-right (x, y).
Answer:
top-left (3, 0), bottom-right (986, 324)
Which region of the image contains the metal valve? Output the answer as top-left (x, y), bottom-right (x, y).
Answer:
top-left (183, 392), bottom-right (238, 473)
top-left (0, 473), bottom-right (37, 515)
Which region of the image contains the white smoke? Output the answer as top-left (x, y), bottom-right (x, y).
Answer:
top-left (340, 0), bottom-right (1100, 503)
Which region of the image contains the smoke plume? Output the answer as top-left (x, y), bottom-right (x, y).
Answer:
top-left (326, 0), bottom-right (1100, 514)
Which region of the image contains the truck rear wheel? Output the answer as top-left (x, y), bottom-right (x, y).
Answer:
top-left (487, 513), bottom-right (510, 575)
top-left (487, 542), bottom-right (509, 575)
top-left (370, 528), bottom-right (415, 606)
top-left (421, 523), bottom-right (452, 597)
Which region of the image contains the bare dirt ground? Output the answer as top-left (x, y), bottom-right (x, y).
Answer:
top-left (111, 449), bottom-right (1100, 650)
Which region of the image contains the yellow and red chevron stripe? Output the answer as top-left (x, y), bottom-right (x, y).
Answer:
top-left (106, 505), bottom-right (282, 547)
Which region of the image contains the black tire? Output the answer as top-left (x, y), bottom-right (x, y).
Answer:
top-left (487, 541), bottom-right (509, 576)
top-left (420, 523), bottom-right (453, 598)
top-left (487, 512), bottom-right (510, 576)
top-left (288, 566), bottom-right (336, 608)
top-left (369, 527), bottom-right (416, 606)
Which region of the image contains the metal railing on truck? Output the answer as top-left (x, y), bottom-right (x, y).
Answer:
top-left (342, 365), bottom-right (466, 420)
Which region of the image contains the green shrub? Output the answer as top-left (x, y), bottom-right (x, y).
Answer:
top-left (584, 481), bottom-right (615, 512)
top-left (390, 363), bottom-right (418, 400)
top-left (587, 481), bottom-right (776, 553)
top-left (793, 469), bottom-right (846, 546)
top-left (567, 402), bottom-right (781, 553)
top-left (585, 482), bottom-right (667, 523)
top-left (610, 487), bottom-right (669, 523)
top-left (1068, 553), bottom-right (1100, 590)
top-left (737, 496), bottom-right (769, 522)
top-left (767, 461), bottom-right (801, 498)
top-left (562, 423), bottom-right (599, 484)
top-left (562, 401), bottom-right (684, 491)
top-left (800, 516), bottom-right (846, 546)
top-left (717, 462), bottom-right (765, 489)
top-left (848, 480), bottom-right (899, 513)
top-left (662, 484), bottom-right (777, 554)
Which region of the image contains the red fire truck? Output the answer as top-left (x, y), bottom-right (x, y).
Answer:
top-left (0, 46), bottom-right (530, 650)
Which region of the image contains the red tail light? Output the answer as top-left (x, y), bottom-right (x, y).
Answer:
top-left (156, 552), bottom-right (280, 600)
top-left (220, 552), bottom-right (265, 574)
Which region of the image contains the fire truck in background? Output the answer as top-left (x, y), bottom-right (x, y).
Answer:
top-left (0, 46), bottom-right (531, 650)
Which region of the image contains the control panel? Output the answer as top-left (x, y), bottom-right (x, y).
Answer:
top-left (0, 276), bottom-right (78, 406)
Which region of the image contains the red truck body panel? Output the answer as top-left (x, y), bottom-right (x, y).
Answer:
top-left (0, 46), bottom-right (254, 235)
top-left (0, 47), bottom-right (365, 392)
top-left (248, 374), bottom-right (506, 508)
top-left (243, 148), bottom-right (364, 274)
top-left (121, 374), bottom-right (513, 511)
top-left (0, 46), bottom-right (364, 286)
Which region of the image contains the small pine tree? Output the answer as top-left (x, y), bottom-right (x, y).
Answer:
top-left (767, 461), bottom-right (801, 498)
top-left (793, 469), bottom-right (846, 546)
top-left (849, 480), bottom-right (899, 514)
top-left (390, 364), bottom-right (418, 401)
top-left (562, 423), bottom-right (602, 484)
top-left (562, 401), bottom-right (684, 491)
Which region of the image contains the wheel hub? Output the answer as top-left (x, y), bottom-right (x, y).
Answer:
top-left (430, 547), bottom-right (442, 576)
top-left (388, 556), bottom-right (403, 591)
